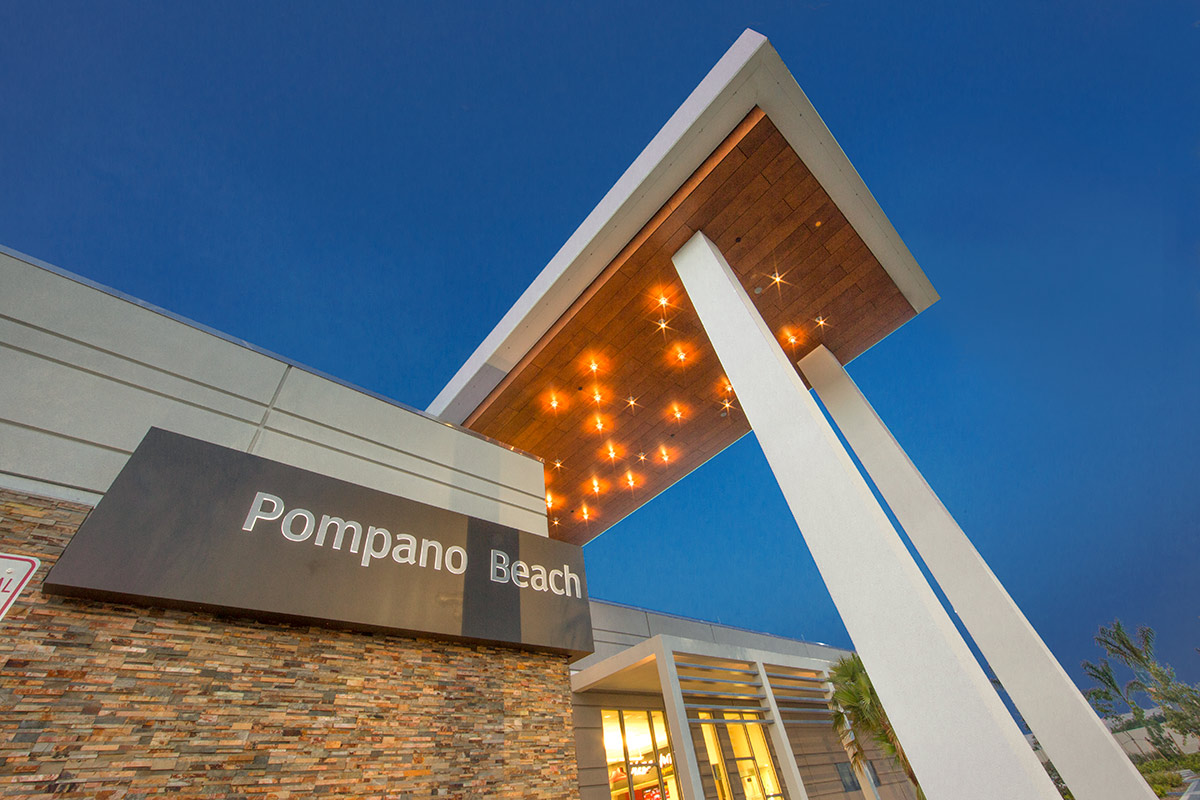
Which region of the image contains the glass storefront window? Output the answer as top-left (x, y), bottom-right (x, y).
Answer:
top-left (692, 711), bottom-right (788, 800)
top-left (835, 762), bottom-right (861, 792)
top-left (603, 708), bottom-right (677, 800)
top-left (722, 713), bottom-right (784, 800)
top-left (603, 710), bottom-right (632, 799)
top-left (698, 712), bottom-right (733, 800)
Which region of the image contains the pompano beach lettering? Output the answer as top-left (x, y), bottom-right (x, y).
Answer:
top-left (241, 492), bottom-right (582, 598)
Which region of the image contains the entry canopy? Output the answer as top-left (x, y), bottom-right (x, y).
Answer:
top-left (430, 30), bottom-right (938, 545)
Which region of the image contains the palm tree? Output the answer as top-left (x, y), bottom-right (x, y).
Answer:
top-left (1081, 658), bottom-right (1152, 757)
top-left (1095, 621), bottom-right (1156, 678)
top-left (1092, 620), bottom-right (1199, 748)
top-left (828, 653), bottom-right (925, 800)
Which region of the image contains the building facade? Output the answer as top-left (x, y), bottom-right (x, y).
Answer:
top-left (0, 29), bottom-right (1145, 800)
top-left (574, 601), bottom-right (917, 800)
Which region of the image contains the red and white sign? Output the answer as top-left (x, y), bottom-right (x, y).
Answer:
top-left (0, 554), bottom-right (40, 621)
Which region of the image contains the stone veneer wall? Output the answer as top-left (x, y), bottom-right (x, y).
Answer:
top-left (0, 489), bottom-right (580, 799)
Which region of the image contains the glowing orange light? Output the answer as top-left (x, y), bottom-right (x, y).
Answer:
top-left (658, 295), bottom-right (669, 308)
top-left (724, 383), bottom-right (733, 393)
top-left (626, 472), bottom-right (635, 489)
top-left (638, 452), bottom-right (646, 462)
top-left (676, 350), bottom-right (686, 362)
top-left (552, 517), bottom-right (559, 527)
top-left (657, 318), bottom-right (669, 331)
top-left (550, 395), bottom-right (559, 411)
top-left (589, 360), bottom-right (599, 373)
top-left (673, 406), bottom-right (682, 421)
top-left (553, 459), bottom-right (563, 470)
top-left (593, 389), bottom-right (602, 404)
top-left (771, 272), bottom-right (785, 286)
top-left (661, 447), bottom-right (669, 464)
top-left (607, 444), bottom-right (617, 463)
top-left (626, 395), bottom-right (639, 410)
top-left (814, 220), bottom-right (823, 228)
top-left (787, 334), bottom-right (797, 345)
top-left (815, 316), bottom-right (829, 328)
top-left (594, 416), bottom-right (604, 433)
top-left (582, 505), bottom-right (590, 522)
top-left (546, 493), bottom-right (554, 510)
top-left (592, 477), bottom-right (600, 495)
top-left (721, 398), bottom-right (733, 411)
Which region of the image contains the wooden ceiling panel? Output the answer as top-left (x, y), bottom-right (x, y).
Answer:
top-left (465, 109), bottom-right (916, 545)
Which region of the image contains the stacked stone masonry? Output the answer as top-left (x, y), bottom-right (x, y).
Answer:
top-left (0, 488), bottom-right (581, 799)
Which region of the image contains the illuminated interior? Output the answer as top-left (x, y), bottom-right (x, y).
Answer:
top-left (695, 712), bottom-right (786, 800)
top-left (603, 708), bottom-right (680, 800)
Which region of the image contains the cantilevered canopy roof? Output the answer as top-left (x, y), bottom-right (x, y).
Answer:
top-left (429, 30), bottom-right (938, 545)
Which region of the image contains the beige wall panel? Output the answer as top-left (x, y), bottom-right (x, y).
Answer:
top-left (593, 630), bottom-right (653, 648)
top-left (1, 252), bottom-right (287, 401)
top-left (251, 429), bottom-right (547, 536)
top-left (712, 626), bottom-right (822, 658)
top-left (0, 422), bottom-right (128, 496)
top-left (787, 724), bottom-right (856, 797)
top-left (588, 602), bottom-right (652, 637)
top-left (570, 642), bottom-right (631, 672)
top-left (646, 615), bottom-right (716, 642)
top-left (0, 317), bottom-right (268, 423)
top-left (574, 725), bottom-right (606, 771)
top-left (260, 409), bottom-right (544, 516)
top-left (0, 347), bottom-right (258, 457)
top-left (2, 253), bottom-right (548, 530)
top-left (272, 368), bottom-right (543, 497)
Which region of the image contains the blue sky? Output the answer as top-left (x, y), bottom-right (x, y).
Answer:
top-left (1, 1), bottom-right (1197, 690)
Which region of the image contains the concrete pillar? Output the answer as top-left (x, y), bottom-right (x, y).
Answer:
top-left (756, 662), bottom-right (811, 800)
top-left (671, 231), bottom-right (1060, 800)
top-left (797, 344), bottom-right (1155, 800)
top-left (654, 638), bottom-right (707, 800)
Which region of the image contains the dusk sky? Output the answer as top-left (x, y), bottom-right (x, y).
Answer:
top-left (1, 2), bottom-right (1196, 691)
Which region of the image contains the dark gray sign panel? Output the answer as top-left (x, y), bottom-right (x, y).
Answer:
top-left (44, 428), bottom-right (593, 657)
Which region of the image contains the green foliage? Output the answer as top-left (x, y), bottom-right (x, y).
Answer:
top-left (828, 654), bottom-right (925, 800)
top-left (1138, 769), bottom-right (1183, 798)
top-left (1083, 619), bottom-right (1200, 758)
top-left (1135, 753), bottom-right (1200, 772)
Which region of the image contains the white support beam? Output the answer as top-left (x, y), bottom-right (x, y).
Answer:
top-left (653, 639), bottom-right (707, 800)
top-left (671, 231), bottom-right (1060, 800)
top-left (756, 662), bottom-right (811, 800)
top-left (797, 344), bottom-right (1155, 800)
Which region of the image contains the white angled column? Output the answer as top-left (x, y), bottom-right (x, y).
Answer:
top-left (671, 231), bottom-right (1060, 800)
top-left (797, 344), bottom-right (1155, 800)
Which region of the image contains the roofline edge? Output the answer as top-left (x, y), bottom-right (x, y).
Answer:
top-left (428, 28), bottom-right (939, 424)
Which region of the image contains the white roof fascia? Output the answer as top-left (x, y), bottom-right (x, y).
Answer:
top-left (749, 42), bottom-right (939, 316)
top-left (429, 29), bottom-right (937, 424)
top-left (428, 29), bottom-right (771, 422)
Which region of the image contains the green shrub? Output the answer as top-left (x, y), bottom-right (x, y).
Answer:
top-left (1141, 770), bottom-right (1183, 798)
top-left (1136, 752), bottom-right (1200, 773)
